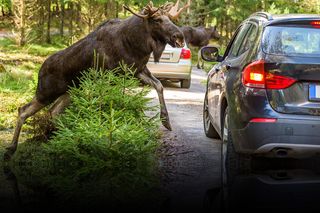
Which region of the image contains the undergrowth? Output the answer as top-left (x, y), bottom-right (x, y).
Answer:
top-left (7, 64), bottom-right (162, 208)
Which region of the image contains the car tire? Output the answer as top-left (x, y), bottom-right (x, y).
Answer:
top-left (181, 79), bottom-right (191, 89)
top-left (203, 94), bottom-right (220, 139)
top-left (221, 106), bottom-right (251, 186)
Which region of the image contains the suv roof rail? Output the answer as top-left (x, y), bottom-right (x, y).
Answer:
top-left (250, 12), bottom-right (273, 20)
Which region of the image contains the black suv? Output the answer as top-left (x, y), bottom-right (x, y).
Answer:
top-left (201, 13), bottom-right (320, 172)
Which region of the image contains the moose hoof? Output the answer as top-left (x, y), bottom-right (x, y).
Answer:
top-left (3, 146), bottom-right (17, 161)
top-left (162, 120), bottom-right (172, 131)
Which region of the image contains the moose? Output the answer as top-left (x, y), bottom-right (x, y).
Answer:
top-left (180, 26), bottom-right (220, 69)
top-left (4, 0), bottom-right (191, 160)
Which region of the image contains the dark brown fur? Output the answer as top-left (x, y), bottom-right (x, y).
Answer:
top-left (180, 26), bottom-right (220, 69)
top-left (37, 16), bottom-right (182, 104)
top-left (180, 26), bottom-right (220, 48)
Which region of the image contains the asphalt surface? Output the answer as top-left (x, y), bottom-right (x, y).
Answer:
top-left (148, 67), bottom-right (222, 212)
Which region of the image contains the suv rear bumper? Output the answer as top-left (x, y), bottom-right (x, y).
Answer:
top-left (232, 117), bottom-right (320, 158)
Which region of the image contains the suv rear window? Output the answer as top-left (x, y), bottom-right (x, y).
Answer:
top-left (262, 26), bottom-right (320, 57)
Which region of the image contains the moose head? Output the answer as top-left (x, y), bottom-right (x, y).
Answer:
top-left (123, 1), bottom-right (190, 61)
top-left (206, 26), bottom-right (221, 40)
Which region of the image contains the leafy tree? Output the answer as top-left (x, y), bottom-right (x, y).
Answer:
top-left (3, 0), bottom-right (320, 46)
top-left (0, 0), bottom-right (12, 16)
top-left (12, 0), bottom-right (37, 46)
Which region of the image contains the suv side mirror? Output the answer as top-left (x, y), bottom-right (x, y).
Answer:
top-left (201, 46), bottom-right (220, 62)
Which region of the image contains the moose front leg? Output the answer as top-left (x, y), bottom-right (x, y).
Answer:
top-left (137, 68), bottom-right (172, 131)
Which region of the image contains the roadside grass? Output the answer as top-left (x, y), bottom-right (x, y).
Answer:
top-left (0, 37), bottom-right (66, 58)
top-left (0, 37), bottom-right (66, 130)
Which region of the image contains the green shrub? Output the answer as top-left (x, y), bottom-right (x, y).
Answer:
top-left (7, 64), bottom-right (162, 207)
top-left (44, 65), bottom-right (160, 173)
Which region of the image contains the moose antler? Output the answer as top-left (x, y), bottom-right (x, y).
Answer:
top-left (123, 5), bottom-right (149, 19)
top-left (145, 1), bottom-right (160, 17)
top-left (165, 0), bottom-right (191, 20)
top-left (124, 1), bottom-right (190, 20)
top-left (123, 2), bottom-right (160, 19)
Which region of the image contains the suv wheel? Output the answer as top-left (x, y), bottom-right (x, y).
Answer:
top-left (221, 106), bottom-right (251, 186)
top-left (203, 94), bottom-right (220, 139)
top-left (181, 79), bottom-right (191, 89)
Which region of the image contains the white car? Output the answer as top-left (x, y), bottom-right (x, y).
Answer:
top-left (147, 44), bottom-right (192, 88)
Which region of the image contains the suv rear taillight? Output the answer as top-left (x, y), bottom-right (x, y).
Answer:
top-left (180, 48), bottom-right (191, 59)
top-left (242, 60), bottom-right (297, 89)
top-left (311, 21), bottom-right (320, 28)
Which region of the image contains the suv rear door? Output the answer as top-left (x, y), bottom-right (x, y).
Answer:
top-left (208, 22), bottom-right (258, 130)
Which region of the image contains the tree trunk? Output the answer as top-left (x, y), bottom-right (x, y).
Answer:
top-left (76, 2), bottom-right (81, 30)
top-left (60, 0), bottom-right (65, 36)
top-left (88, 18), bottom-right (92, 33)
top-left (222, 14), bottom-right (227, 46)
top-left (8, 3), bottom-right (13, 16)
top-left (261, 0), bottom-right (267, 11)
top-left (1, 6), bottom-right (4, 16)
top-left (219, 16), bottom-right (223, 38)
top-left (104, 2), bottom-right (108, 18)
top-left (38, 0), bottom-right (45, 42)
top-left (69, 2), bottom-right (73, 37)
top-left (115, 1), bottom-right (119, 18)
top-left (19, 0), bottom-right (26, 46)
top-left (46, 0), bottom-right (51, 43)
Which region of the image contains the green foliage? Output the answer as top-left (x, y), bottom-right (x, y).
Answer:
top-left (0, 37), bottom-right (64, 129)
top-left (0, 70), bottom-right (35, 129)
top-left (2, 0), bottom-right (320, 48)
top-left (267, 2), bottom-right (290, 14)
top-left (0, 0), bottom-right (11, 12)
top-left (0, 37), bottom-right (66, 56)
top-left (7, 65), bottom-right (161, 206)
top-left (45, 65), bottom-right (159, 173)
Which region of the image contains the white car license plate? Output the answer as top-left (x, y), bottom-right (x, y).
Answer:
top-left (161, 53), bottom-right (171, 60)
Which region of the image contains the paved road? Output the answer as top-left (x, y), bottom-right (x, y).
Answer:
top-left (148, 67), bottom-right (222, 212)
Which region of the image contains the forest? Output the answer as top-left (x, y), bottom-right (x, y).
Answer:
top-left (0, 0), bottom-right (320, 46)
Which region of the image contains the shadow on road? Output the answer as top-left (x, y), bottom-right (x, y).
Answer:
top-left (203, 157), bottom-right (320, 213)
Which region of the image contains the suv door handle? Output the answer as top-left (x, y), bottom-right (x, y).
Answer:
top-left (214, 64), bottom-right (230, 73)
top-left (222, 64), bottom-right (231, 71)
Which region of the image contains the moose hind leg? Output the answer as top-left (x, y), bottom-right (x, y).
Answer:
top-left (197, 49), bottom-right (202, 69)
top-left (49, 93), bottom-right (70, 118)
top-left (137, 68), bottom-right (172, 131)
top-left (4, 98), bottom-right (46, 160)
top-left (201, 58), bottom-right (205, 69)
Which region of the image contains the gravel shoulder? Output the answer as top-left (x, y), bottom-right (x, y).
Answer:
top-left (148, 67), bottom-right (222, 212)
